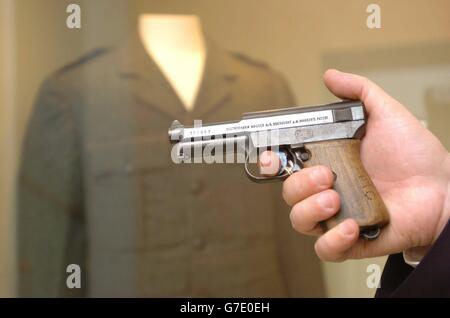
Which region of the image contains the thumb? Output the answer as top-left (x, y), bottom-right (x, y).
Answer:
top-left (323, 69), bottom-right (400, 120)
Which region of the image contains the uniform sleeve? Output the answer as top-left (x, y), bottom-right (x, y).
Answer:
top-left (17, 78), bottom-right (85, 297)
top-left (271, 74), bottom-right (326, 297)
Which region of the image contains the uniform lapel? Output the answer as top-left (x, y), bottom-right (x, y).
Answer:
top-left (116, 32), bottom-right (238, 121)
top-left (116, 32), bottom-right (186, 120)
top-left (191, 37), bottom-right (238, 119)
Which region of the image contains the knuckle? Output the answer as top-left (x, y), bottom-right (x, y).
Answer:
top-left (308, 166), bottom-right (333, 190)
top-left (360, 77), bottom-right (373, 100)
top-left (289, 204), bottom-right (307, 233)
top-left (314, 190), bottom-right (340, 221)
top-left (283, 173), bottom-right (303, 205)
top-left (321, 189), bottom-right (340, 210)
top-left (281, 180), bottom-right (293, 205)
top-left (282, 166), bottom-right (335, 207)
top-left (289, 207), bottom-right (299, 230)
top-left (290, 202), bottom-right (318, 234)
top-left (314, 239), bottom-right (331, 261)
top-left (314, 231), bottom-right (346, 262)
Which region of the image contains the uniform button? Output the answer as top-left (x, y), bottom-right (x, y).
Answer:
top-left (189, 180), bottom-right (204, 195)
top-left (192, 237), bottom-right (206, 250)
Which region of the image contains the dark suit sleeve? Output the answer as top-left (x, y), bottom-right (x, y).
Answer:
top-left (17, 78), bottom-right (85, 297)
top-left (271, 74), bottom-right (326, 297)
top-left (376, 220), bottom-right (450, 297)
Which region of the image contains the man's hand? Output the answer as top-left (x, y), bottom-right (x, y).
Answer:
top-left (263, 69), bottom-right (450, 262)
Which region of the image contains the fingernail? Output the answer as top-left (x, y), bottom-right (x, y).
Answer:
top-left (317, 192), bottom-right (334, 211)
top-left (338, 220), bottom-right (355, 237)
top-left (311, 167), bottom-right (330, 186)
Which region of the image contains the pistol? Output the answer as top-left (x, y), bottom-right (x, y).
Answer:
top-left (168, 100), bottom-right (389, 239)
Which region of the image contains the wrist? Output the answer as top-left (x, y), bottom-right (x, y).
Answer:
top-left (443, 152), bottom-right (450, 226)
top-left (405, 155), bottom-right (450, 267)
top-left (437, 152), bottom-right (450, 241)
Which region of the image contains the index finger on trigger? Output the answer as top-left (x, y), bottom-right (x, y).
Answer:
top-left (258, 150), bottom-right (282, 176)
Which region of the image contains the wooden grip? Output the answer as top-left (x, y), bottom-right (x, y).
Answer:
top-left (303, 139), bottom-right (389, 235)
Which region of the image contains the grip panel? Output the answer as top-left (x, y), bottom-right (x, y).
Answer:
top-left (303, 139), bottom-right (389, 234)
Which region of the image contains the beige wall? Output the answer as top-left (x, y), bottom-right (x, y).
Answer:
top-left (0, 0), bottom-right (17, 297)
top-left (2, 0), bottom-right (450, 297)
top-left (14, 0), bottom-right (132, 143)
top-left (134, 0), bottom-right (450, 104)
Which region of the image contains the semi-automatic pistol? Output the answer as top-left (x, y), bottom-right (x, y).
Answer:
top-left (168, 100), bottom-right (390, 239)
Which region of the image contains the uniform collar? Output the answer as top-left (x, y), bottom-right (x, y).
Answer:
top-left (116, 31), bottom-right (238, 120)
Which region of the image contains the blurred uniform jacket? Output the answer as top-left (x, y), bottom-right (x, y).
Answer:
top-left (18, 34), bottom-right (324, 297)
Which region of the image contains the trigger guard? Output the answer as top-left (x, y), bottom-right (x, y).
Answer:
top-left (244, 151), bottom-right (289, 183)
top-left (244, 147), bottom-right (304, 183)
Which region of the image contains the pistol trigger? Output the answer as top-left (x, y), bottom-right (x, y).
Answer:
top-left (274, 149), bottom-right (297, 176)
top-left (281, 144), bottom-right (311, 175)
